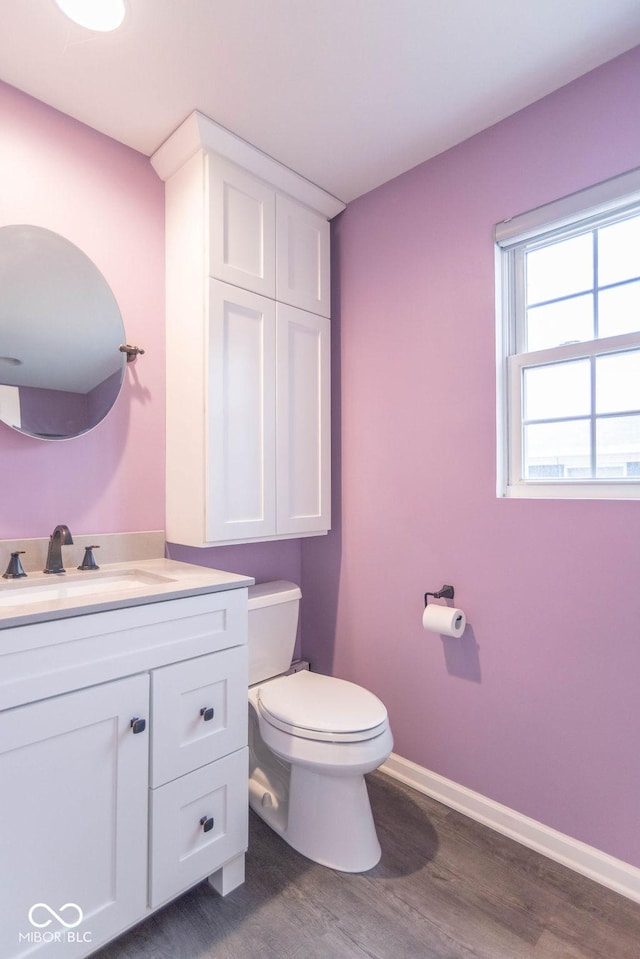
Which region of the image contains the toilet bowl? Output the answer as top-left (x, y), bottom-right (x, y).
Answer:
top-left (247, 581), bottom-right (393, 872)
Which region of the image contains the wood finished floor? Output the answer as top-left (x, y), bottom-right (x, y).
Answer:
top-left (95, 771), bottom-right (640, 959)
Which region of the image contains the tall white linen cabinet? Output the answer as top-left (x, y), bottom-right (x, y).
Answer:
top-left (152, 113), bottom-right (345, 547)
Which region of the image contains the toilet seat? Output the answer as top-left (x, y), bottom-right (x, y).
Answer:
top-left (257, 670), bottom-right (389, 743)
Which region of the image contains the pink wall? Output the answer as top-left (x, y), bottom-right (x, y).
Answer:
top-left (0, 81), bottom-right (165, 538)
top-left (302, 46), bottom-right (640, 867)
top-left (0, 81), bottom-right (301, 589)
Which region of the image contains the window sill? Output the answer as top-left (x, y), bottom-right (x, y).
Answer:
top-left (503, 482), bottom-right (640, 500)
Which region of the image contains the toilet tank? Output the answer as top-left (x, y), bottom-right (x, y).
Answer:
top-left (248, 580), bottom-right (302, 685)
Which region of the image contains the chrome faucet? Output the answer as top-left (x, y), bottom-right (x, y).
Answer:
top-left (44, 524), bottom-right (74, 574)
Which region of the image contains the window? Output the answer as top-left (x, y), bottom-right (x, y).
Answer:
top-left (496, 168), bottom-right (640, 499)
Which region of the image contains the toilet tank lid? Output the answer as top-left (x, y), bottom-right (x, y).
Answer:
top-left (248, 580), bottom-right (302, 610)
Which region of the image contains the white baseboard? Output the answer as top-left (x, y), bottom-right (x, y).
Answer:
top-left (380, 753), bottom-right (640, 904)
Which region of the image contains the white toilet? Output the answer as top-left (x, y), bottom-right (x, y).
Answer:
top-left (247, 580), bottom-right (393, 872)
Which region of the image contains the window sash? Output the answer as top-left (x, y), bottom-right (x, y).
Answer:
top-left (507, 334), bottom-right (640, 495)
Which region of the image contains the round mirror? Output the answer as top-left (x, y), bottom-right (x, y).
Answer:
top-left (0, 225), bottom-right (126, 440)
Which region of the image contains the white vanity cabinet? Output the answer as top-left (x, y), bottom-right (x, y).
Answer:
top-left (152, 111), bottom-right (344, 548)
top-left (0, 566), bottom-right (250, 959)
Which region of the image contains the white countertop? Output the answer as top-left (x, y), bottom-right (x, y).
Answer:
top-left (0, 558), bottom-right (254, 629)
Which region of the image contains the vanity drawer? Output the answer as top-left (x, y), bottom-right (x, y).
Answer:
top-left (150, 646), bottom-right (247, 787)
top-left (149, 747), bottom-right (248, 908)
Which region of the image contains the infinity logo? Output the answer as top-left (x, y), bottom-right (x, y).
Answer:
top-left (28, 903), bottom-right (84, 929)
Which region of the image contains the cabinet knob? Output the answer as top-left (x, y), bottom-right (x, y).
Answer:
top-left (200, 706), bottom-right (214, 722)
top-left (130, 716), bottom-right (146, 734)
top-left (200, 815), bottom-right (214, 833)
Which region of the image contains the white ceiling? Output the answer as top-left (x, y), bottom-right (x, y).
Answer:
top-left (2, 0), bottom-right (640, 204)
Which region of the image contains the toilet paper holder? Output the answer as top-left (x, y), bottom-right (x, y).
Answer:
top-left (424, 584), bottom-right (455, 607)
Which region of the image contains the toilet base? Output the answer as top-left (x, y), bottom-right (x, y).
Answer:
top-left (250, 763), bottom-right (382, 872)
top-left (287, 764), bottom-right (381, 872)
top-left (248, 728), bottom-right (387, 872)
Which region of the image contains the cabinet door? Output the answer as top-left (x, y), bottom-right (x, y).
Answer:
top-left (207, 280), bottom-right (277, 543)
top-left (276, 304), bottom-right (331, 535)
top-left (0, 674), bottom-right (149, 959)
top-left (209, 156), bottom-right (275, 296)
top-left (276, 195), bottom-right (330, 317)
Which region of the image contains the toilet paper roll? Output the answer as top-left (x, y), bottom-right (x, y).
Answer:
top-left (422, 603), bottom-right (466, 638)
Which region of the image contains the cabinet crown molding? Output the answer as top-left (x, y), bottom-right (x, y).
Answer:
top-left (151, 110), bottom-right (346, 220)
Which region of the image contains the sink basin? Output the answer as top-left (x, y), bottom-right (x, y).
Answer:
top-left (0, 569), bottom-right (176, 609)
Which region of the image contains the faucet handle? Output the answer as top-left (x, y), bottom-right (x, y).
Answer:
top-left (78, 545), bottom-right (100, 571)
top-left (3, 551), bottom-right (27, 579)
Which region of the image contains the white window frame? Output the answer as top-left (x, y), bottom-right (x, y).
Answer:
top-left (496, 166), bottom-right (640, 500)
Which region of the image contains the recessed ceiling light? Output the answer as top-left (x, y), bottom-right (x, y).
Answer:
top-left (0, 356), bottom-right (22, 366)
top-left (54, 0), bottom-right (127, 32)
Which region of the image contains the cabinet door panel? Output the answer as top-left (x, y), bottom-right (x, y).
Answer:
top-left (276, 304), bottom-right (331, 535)
top-left (150, 647), bottom-right (248, 787)
top-left (208, 281), bottom-right (277, 542)
top-left (0, 674), bottom-right (149, 959)
top-left (149, 748), bottom-right (248, 908)
top-left (209, 157), bottom-right (275, 296)
top-left (276, 195), bottom-right (330, 317)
